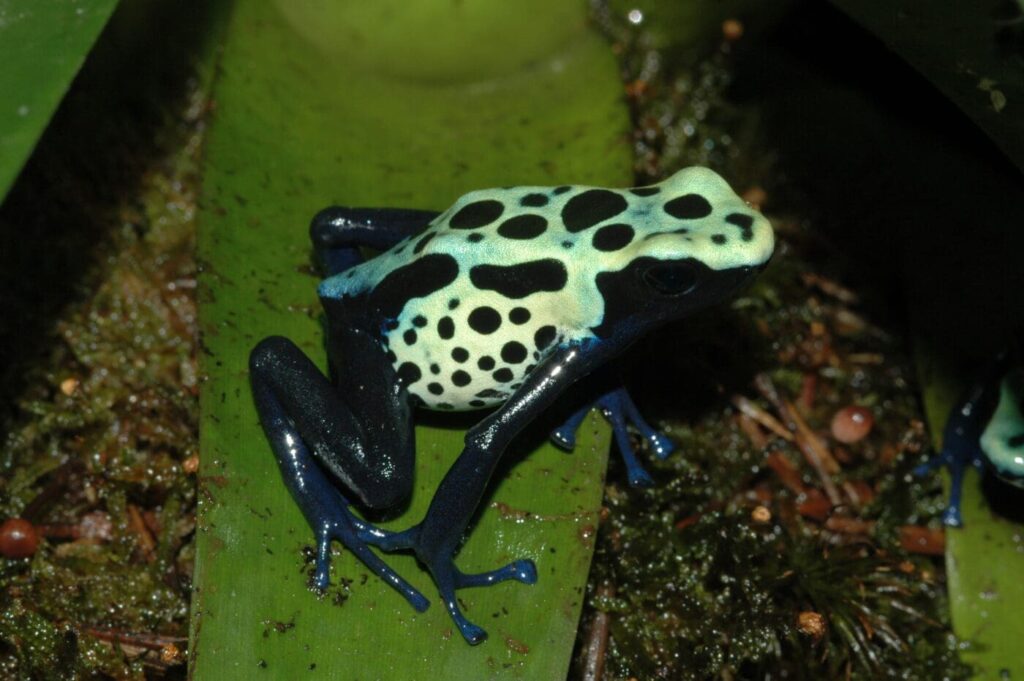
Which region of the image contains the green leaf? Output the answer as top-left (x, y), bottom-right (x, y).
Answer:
top-left (827, 0), bottom-right (1024, 173)
top-left (190, 1), bottom-right (629, 678)
top-left (913, 343), bottom-right (1024, 679)
top-left (0, 0), bottom-right (122, 203)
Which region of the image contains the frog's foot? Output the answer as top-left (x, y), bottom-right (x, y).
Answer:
top-left (363, 523), bottom-right (537, 644)
top-left (428, 555), bottom-right (538, 644)
top-left (311, 494), bottom-right (430, 612)
top-left (551, 387), bottom-right (674, 487)
top-left (913, 450), bottom-right (984, 528)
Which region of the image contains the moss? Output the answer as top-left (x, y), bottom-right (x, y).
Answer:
top-left (0, 2), bottom-right (208, 676)
top-left (576, 3), bottom-right (969, 679)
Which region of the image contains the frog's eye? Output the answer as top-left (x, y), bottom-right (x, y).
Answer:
top-left (642, 261), bottom-right (699, 296)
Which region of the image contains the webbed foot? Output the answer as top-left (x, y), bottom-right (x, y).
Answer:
top-left (427, 552), bottom-right (538, 644)
top-left (551, 387), bottom-right (674, 487)
top-left (310, 493), bottom-right (430, 612)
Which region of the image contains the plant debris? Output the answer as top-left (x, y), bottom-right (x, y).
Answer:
top-left (573, 4), bottom-right (969, 680)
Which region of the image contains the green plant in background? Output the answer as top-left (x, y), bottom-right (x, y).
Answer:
top-left (0, 0), bottom-right (122, 203)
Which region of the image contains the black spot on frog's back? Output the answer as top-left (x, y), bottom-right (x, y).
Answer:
top-left (561, 189), bottom-right (628, 232)
top-left (469, 259), bottom-right (568, 299)
top-left (450, 200), bottom-right (504, 229)
top-left (369, 254), bottom-right (459, 319)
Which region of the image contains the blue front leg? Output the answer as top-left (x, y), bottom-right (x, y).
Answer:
top-left (914, 353), bottom-right (1008, 527)
top-left (367, 340), bottom-right (619, 644)
top-left (551, 387), bottom-right (674, 487)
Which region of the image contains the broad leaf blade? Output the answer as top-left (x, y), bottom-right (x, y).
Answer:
top-left (191, 1), bottom-right (629, 678)
top-left (0, 0), bottom-right (122, 202)
top-left (914, 344), bottom-right (1024, 679)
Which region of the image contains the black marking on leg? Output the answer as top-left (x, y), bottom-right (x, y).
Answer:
top-left (711, 234), bottom-right (727, 245)
top-left (477, 356), bottom-right (495, 370)
top-left (520, 193), bottom-right (549, 207)
top-left (664, 193), bottom-right (712, 219)
top-left (403, 329), bottom-right (418, 345)
top-left (428, 382), bottom-right (444, 395)
top-left (469, 259), bottom-right (568, 299)
top-left (452, 370), bottom-right (472, 387)
top-left (561, 189), bottom-right (628, 232)
top-left (630, 186), bottom-right (660, 196)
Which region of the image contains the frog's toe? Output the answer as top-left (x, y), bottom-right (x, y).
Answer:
top-left (550, 426), bottom-right (577, 450)
top-left (314, 509), bottom-right (430, 612)
top-left (550, 403), bottom-right (592, 451)
top-left (648, 432), bottom-right (675, 460)
top-left (942, 506), bottom-right (965, 528)
top-left (628, 467), bottom-right (655, 488)
top-left (430, 562), bottom-right (491, 644)
top-left (455, 558), bottom-right (538, 588)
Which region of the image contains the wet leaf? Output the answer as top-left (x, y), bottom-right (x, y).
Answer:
top-left (0, 0), bottom-right (122, 202)
top-left (191, 1), bottom-right (629, 678)
top-left (914, 346), bottom-right (1024, 680)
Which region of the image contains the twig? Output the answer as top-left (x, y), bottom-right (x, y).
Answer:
top-left (731, 395), bottom-right (793, 442)
top-left (580, 584), bottom-right (614, 681)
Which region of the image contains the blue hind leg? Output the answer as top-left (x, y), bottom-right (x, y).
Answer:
top-left (551, 387), bottom-right (675, 487)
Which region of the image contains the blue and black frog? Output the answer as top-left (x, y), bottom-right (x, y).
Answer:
top-left (916, 351), bottom-right (1024, 527)
top-left (249, 167), bottom-right (775, 643)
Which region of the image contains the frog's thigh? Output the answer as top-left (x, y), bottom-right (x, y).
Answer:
top-left (252, 335), bottom-right (415, 510)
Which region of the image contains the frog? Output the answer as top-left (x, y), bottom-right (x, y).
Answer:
top-left (249, 166), bottom-right (775, 643)
top-left (915, 350), bottom-right (1024, 527)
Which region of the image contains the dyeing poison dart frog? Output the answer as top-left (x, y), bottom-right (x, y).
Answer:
top-left (916, 351), bottom-right (1024, 527)
top-left (249, 167), bottom-right (775, 643)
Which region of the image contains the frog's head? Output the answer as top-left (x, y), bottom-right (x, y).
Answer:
top-left (981, 367), bottom-right (1024, 488)
top-left (589, 167), bottom-right (774, 339)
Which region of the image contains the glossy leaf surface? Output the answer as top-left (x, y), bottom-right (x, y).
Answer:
top-left (191, 1), bottom-right (629, 678)
top-left (0, 0), bottom-right (122, 202)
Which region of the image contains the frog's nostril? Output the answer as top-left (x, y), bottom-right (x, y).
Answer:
top-left (643, 262), bottom-right (698, 296)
